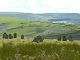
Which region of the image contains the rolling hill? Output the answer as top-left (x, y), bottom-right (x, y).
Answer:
top-left (0, 12), bottom-right (80, 23)
top-left (0, 16), bottom-right (80, 39)
top-left (0, 12), bottom-right (80, 39)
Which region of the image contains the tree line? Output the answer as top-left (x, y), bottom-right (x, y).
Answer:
top-left (2, 33), bottom-right (73, 43)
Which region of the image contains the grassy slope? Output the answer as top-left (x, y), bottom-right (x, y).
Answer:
top-left (0, 16), bottom-right (80, 37)
top-left (0, 39), bottom-right (80, 60)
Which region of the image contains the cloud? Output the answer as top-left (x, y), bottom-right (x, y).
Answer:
top-left (0, 0), bottom-right (80, 13)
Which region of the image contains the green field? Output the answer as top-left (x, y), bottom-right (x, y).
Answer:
top-left (0, 39), bottom-right (80, 60)
top-left (0, 16), bottom-right (80, 39)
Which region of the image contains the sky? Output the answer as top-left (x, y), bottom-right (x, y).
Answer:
top-left (0, 0), bottom-right (80, 13)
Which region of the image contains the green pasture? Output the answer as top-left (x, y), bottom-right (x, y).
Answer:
top-left (0, 16), bottom-right (80, 37)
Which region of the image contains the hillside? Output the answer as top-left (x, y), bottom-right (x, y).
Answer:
top-left (0, 12), bottom-right (80, 23)
top-left (0, 16), bottom-right (80, 39)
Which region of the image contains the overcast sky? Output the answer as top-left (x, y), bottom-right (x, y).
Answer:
top-left (0, 0), bottom-right (80, 13)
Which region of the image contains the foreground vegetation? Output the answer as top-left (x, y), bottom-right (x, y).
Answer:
top-left (0, 39), bottom-right (80, 60)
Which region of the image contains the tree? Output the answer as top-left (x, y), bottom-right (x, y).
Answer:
top-left (69, 35), bottom-right (73, 41)
top-left (63, 36), bottom-right (67, 41)
top-left (58, 36), bottom-right (61, 41)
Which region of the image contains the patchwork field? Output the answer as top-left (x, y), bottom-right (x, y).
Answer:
top-left (0, 39), bottom-right (80, 60)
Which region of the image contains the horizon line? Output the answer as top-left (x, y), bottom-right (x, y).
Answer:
top-left (0, 12), bottom-right (79, 14)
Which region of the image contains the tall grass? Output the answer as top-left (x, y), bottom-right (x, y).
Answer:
top-left (0, 39), bottom-right (80, 60)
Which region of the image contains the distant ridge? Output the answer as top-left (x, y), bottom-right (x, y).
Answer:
top-left (0, 12), bottom-right (80, 23)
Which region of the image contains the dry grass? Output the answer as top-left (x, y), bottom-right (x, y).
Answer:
top-left (0, 39), bottom-right (80, 60)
